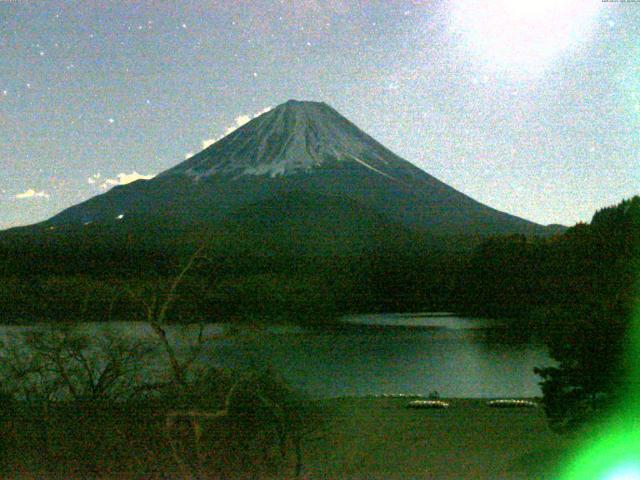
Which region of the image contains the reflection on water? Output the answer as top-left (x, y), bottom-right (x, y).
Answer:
top-left (342, 312), bottom-right (505, 330)
top-left (0, 314), bottom-right (552, 399)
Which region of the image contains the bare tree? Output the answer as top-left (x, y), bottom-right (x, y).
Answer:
top-left (0, 325), bottom-right (154, 403)
top-left (124, 246), bottom-right (327, 477)
top-left (0, 324), bottom-right (156, 476)
top-left (126, 245), bottom-right (216, 388)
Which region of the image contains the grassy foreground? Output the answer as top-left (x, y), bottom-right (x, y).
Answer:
top-left (300, 397), bottom-right (570, 480)
top-left (0, 397), bottom-right (572, 479)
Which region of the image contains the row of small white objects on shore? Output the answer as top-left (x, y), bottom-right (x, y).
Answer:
top-left (486, 399), bottom-right (537, 408)
top-left (405, 398), bottom-right (538, 409)
top-left (380, 393), bottom-right (419, 398)
top-left (407, 399), bottom-right (450, 409)
top-left (376, 395), bottom-right (538, 409)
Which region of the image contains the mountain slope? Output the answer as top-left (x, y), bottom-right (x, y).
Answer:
top-left (36, 100), bottom-right (548, 236)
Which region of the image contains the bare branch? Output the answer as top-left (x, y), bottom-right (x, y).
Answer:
top-left (156, 244), bottom-right (207, 326)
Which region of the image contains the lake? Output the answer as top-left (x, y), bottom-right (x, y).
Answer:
top-left (0, 313), bottom-right (552, 399)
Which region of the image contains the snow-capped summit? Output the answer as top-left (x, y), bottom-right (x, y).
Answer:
top-left (38, 100), bottom-right (550, 236)
top-left (162, 100), bottom-right (414, 182)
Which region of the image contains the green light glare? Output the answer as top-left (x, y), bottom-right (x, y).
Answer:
top-left (602, 463), bottom-right (640, 480)
top-left (558, 420), bottom-right (640, 479)
top-left (556, 304), bottom-right (640, 479)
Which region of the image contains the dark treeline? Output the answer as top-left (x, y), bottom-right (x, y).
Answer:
top-left (0, 197), bottom-right (636, 331)
top-left (0, 251), bottom-right (462, 324)
top-left (535, 197), bottom-right (639, 430)
top-left (460, 196), bottom-right (639, 323)
top-left (0, 222), bottom-right (466, 324)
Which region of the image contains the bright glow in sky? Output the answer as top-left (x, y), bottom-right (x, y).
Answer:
top-left (450, 0), bottom-right (602, 77)
top-left (603, 463), bottom-right (640, 480)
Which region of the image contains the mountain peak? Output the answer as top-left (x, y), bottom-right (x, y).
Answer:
top-left (281, 99), bottom-right (325, 106)
top-left (162, 100), bottom-right (410, 180)
top-left (270, 99), bottom-right (337, 122)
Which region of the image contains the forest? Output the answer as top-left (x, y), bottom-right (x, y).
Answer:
top-left (0, 197), bottom-right (636, 331)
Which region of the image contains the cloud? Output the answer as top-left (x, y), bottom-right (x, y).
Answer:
top-left (15, 189), bottom-right (50, 200)
top-left (201, 138), bottom-right (217, 150)
top-left (200, 106), bottom-right (272, 152)
top-left (225, 114), bottom-right (252, 134)
top-left (99, 171), bottom-right (154, 190)
top-left (87, 173), bottom-right (101, 184)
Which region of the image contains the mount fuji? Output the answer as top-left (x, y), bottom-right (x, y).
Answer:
top-left (35, 100), bottom-right (549, 238)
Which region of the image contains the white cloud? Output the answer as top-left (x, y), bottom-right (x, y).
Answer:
top-left (15, 189), bottom-right (50, 200)
top-left (226, 114), bottom-right (252, 133)
top-left (201, 138), bottom-right (217, 150)
top-left (99, 171), bottom-right (154, 190)
top-left (87, 173), bottom-right (101, 184)
top-left (199, 106), bottom-right (271, 152)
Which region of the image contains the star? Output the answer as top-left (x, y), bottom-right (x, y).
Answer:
top-left (2, 90), bottom-right (7, 96)
top-left (108, 118), bottom-right (115, 124)
top-left (39, 51), bottom-right (45, 56)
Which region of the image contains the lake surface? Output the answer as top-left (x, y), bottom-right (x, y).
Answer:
top-left (0, 313), bottom-right (552, 399)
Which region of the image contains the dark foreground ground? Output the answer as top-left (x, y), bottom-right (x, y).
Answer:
top-left (1, 397), bottom-right (571, 479)
top-left (301, 397), bottom-right (568, 480)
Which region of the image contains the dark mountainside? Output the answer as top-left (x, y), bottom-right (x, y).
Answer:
top-left (32, 100), bottom-right (549, 236)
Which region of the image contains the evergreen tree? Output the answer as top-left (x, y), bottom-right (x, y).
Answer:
top-left (535, 197), bottom-right (639, 432)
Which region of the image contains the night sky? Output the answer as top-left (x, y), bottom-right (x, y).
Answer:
top-left (2, 0), bottom-right (639, 229)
